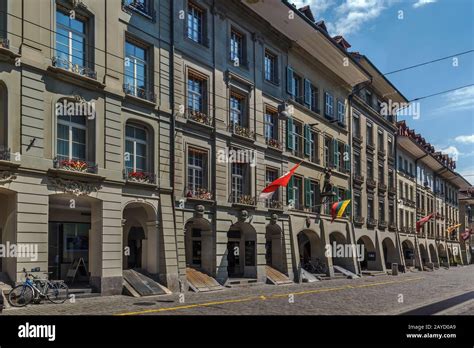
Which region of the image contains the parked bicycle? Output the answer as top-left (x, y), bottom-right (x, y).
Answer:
top-left (8, 268), bottom-right (70, 307)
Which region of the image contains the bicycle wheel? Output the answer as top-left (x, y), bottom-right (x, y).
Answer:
top-left (8, 285), bottom-right (34, 307)
top-left (46, 282), bottom-right (69, 304)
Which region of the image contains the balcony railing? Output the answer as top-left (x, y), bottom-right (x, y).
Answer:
top-left (229, 123), bottom-right (255, 140)
top-left (377, 149), bottom-right (386, 158)
top-left (367, 218), bottom-right (377, 227)
top-left (266, 199), bottom-right (284, 210)
top-left (352, 134), bottom-right (363, 144)
top-left (123, 168), bottom-right (157, 184)
top-left (186, 109), bottom-right (213, 126)
top-left (353, 216), bottom-right (365, 226)
top-left (186, 188), bottom-right (213, 201)
top-left (0, 38), bottom-right (9, 49)
top-left (123, 83), bottom-right (157, 103)
top-left (53, 156), bottom-right (98, 174)
top-left (230, 193), bottom-right (256, 206)
top-left (378, 220), bottom-right (387, 229)
top-left (366, 178), bottom-right (377, 189)
top-left (265, 138), bottom-right (283, 151)
top-left (51, 56), bottom-right (97, 80)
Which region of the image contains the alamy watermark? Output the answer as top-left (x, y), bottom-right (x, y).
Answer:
top-left (0, 242), bottom-right (38, 261)
top-left (56, 99), bottom-right (96, 120)
top-left (217, 147), bottom-right (257, 167)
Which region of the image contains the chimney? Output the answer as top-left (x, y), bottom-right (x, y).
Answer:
top-left (332, 35), bottom-right (351, 51)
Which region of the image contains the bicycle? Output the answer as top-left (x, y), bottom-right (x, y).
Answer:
top-left (8, 268), bottom-right (70, 307)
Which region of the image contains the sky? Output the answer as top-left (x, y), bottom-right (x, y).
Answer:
top-left (293, 0), bottom-right (474, 183)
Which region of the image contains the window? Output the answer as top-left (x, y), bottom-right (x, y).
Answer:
top-left (405, 183), bottom-right (408, 200)
top-left (187, 2), bottom-right (204, 44)
top-left (187, 71), bottom-right (207, 114)
top-left (379, 200), bottom-right (385, 221)
top-left (124, 40), bottom-right (148, 98)
top-left (399, 209), bottom-right (404, 228)
top-left (388, 171), bottom-right (394, 187)
top-left (378, 163), bottom-right (384, 183)
top-left (309, 131), bottom-right (319, 163)
top-left (264, 108), bottom-right (277, 141)
top-left (188, 148), bottom-right (207, 194)
top-left (366, 122), bottom-right (373, 145)
top-left (265, 168), bottom-right (279, 206)
top-left (367, 197), bottom-right (374, 219)
top-left (230, 28), bottom-right (245, 65)
top-left (388, 136), bottom-right (394, 157)
top-left (389, 204), bottom-right (394, 224)
top-left (293, 121), bottom-right (303, 157)
top-left (337, 100), bottom-right (345, 125)
top-left (410, 186), bottom-right (414, 201)
top-left (367, 158), bottom-right (374, 179)
top-left (292, 176), bottom-right (303, 210)
top-left (365, 89), bottom-right (372, 106)
top-left (354, 153), bottom-right (361, 175)
top-left (125, 124), bottom-right (149, 174)
top-left (292, 73), bottom-right (303, 103)
top-left (231, 162), bottom-right (249, 201)
top-left (230, 91), bottom-right (246, 127)
top-left (264, 50), bottom-right (278, 83)
top-left (399, 180), bottom-right (403, 198)
top-left (353, 115), bottom-right (360, 138)
top-left (309, 84), bottom-right (319, 112)
top-left (324, 92), bottom-right (334, 118)
top-left (409, 163), bottom-right (413, 176)
top-left (398, 156), bottom-right (403, 171)
top-left (57, 113), bottom-right (87, 161)
top-left (354, 193), bottom-right (361, 217)
top-left (378, 131), bottom-right (384, 151)
top-left (309, 180), bottom-right (320, 213)
top-left (56, 9), bottom-right (87, 70)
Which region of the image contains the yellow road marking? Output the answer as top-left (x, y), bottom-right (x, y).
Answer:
top-left (115, 276), bottom-right (425, 316)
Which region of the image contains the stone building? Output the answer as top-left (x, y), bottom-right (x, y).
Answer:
top-left (0, 0), bottom-right (178, 294)
top-left (172, 0), bottom-right (370, 287)
top-left (349, 53), bottom-right (406, 273)
top-left (397, 121), bottom-right (470, 270)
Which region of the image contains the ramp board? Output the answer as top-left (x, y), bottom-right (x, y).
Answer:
top-left (300, 269), bottom-right (319, 283)
top-left (123, 270), bottom-right (171, 297)
top-left (265, 265), bottom-right (293, 285)
top-left (186, 267), bottom-right (224, 292)
top-left (333, 265), bottom-right (360, 279)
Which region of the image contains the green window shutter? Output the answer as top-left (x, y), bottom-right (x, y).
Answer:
top-left (344, 144), bottom-right (350, 171)
top-left (286, 66), bottom-right (294, 96)
top-left (287, 176), bottom-right (294, 203)
top-left (304, 124), bottom-right (311, 156)
top-left (304, 79), bottom-right (311, 107)
top-left (286, 117), bottom-right (294, 150)
top-left (304, 178), bottom-right (311, 207)
top-left (333, 139), bottom-right (339, 170)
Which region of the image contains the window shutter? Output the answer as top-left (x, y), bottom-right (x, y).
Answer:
top-left (286, 117), bottom-right (294, 150)
top-left (344, 144), bottom-right (350, 171)
top-left (333, 139), bottom-right (339, 170)
top-left (287, 176), bottom-right (294, 203)
top-left (286, 66), bottom-right (294, 96)
top-left (314, 183), bottom-right (321, 213)
top-left (304, 79), bottom-right (311, 107)
top-left (304, 124), bottom-right (311, 156)
top-left (304, 178), bottom-right (311, 208)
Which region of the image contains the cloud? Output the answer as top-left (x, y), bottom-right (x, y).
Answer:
top-left (433, 85), bottom-right (474, 114)
top-left (455, 135), bottom-right (474, 144)
top-left (413, 0), bottom-right (437, 8)
top-left (439, 146), bottom-right (460, 161)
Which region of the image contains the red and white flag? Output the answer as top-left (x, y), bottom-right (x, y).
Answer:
top-left (259, 162), bottom-right (301, 200)
top-left (416, 213), bottom-right (434, 233)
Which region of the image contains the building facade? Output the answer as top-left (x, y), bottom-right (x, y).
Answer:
top-left (0, 0), bottom-right (178, 295)
top-left (0, 0), bottom-right (471, 297)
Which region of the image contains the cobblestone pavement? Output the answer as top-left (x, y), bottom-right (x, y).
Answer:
top-left (2, 265), bottom-right (473, 316)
